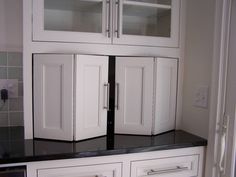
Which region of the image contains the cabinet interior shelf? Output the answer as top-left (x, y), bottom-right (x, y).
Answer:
top-left (124, 1), bottom-right (171, 9)
top-left (44, 0), bottom-right (103, 11)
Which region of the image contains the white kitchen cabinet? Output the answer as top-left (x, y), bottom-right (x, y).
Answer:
top-left (154, 58), bottom-right (178, 134)
top-left (33, 54), bottom-right (109, 141)
top-left (115, 57), bottom-right (177, 135)
top-left (32, 0), bottom-right (180, 47)
top-left (115, 57), bottom-right (154, 135)
top-left (27, 147), bottom-right (205, 177)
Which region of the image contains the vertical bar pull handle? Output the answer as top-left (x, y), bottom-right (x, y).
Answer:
top-left (115, 0), bottom-right (120, 38)
top-left (103, 83), bottom-right (110, 110)
top-left (115, 83), bottom-right (120, 110)
top-left (219, 115), bottom-right (229, 173)
top-left (106, 0), bottom-right (111, 38)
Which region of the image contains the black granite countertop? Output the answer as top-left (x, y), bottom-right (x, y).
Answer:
top-left (0, 127), bottom-right (207, 164)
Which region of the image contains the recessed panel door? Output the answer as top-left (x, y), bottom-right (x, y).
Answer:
top-left (115, 57), bottom-right (154, 135)
top-left (75, 55), bottom-right (109, 141)
top-left (33, 54), bottom-right (74, 141)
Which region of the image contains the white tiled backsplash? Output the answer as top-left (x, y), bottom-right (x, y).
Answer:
top-left (0, 51), bottom-right (23, 127)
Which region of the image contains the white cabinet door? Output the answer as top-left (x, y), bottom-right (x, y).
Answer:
top-left (75, 55), bottom-right (109, 141)
top-left (113, 0), bottom-right (180, 47)
top-left (154, 58), bottom-right (177, 135)
top-left (33, 0), bottom-right (111, 44)
top-left (33, 54), bottom-right (74, 141)
top-left (115, 57), bottom-right (154, 135)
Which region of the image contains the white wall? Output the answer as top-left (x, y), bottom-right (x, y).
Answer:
top-left (181, 0), bottom-right (215, 139)
top-left (0, 0), bottom-right (23, 52)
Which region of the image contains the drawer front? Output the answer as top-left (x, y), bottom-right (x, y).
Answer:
top-left (131, 155), bottom-right (199, 177)
top-left (38, 163), bottom-right (122, 177)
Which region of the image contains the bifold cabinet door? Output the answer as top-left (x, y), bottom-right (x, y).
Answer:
top-left (75, 55), bottom-right (109, 141)
top-left (154, 58), bottom-right (178, 134)
top-left (34, 54), bottom-right (74, 141)
top-left (115, 57), bottom-right (154, 135)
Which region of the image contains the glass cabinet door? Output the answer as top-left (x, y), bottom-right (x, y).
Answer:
top-left (113, 0), bottom-right (180, 47)
top-left (33, 0), bottom-right (112, 44)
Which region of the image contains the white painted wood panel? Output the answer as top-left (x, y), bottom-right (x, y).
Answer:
top-left (75, 55), bottom-right (108, 141)
top-left (26, 147), bottom-right (205, 177)
top-left (131, 155), bottom-right (199, 177)
top-left (154, 58), bottom-right (177, 135)
top-left (38, 163), bottom-right (121, 177)
top-left (33, 54), bottom-right (74, 141)
top-left (115, 57), bottom-right (154, 135)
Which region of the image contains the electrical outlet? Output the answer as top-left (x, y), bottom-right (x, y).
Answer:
top-left (0, 79), bottom-right (18, 98)
top-left (193, 85), bottom-right (209, 108)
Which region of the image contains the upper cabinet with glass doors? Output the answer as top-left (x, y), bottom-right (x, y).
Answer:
top-left (32, 0), bottom-right (180, 47)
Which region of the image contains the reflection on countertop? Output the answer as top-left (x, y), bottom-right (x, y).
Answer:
top-left (0, 127), bottom-right (207, 164)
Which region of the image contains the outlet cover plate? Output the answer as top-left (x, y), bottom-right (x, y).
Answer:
top-left (0, 79), bottom-right (18, 98)
top-left (193, 85), bottom-right (209, 108)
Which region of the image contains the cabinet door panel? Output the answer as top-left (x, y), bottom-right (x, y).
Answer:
top-left (33, 54), bottom-right (74, 141)
top-left (75, 55), bottom-right (108, 141)
top-left (154, 58), bottom-right (177, 134)
top-left (38, 163), bottom-right (122, 177)
top-left (115, 57), bottom-right (153, 135)
top-left (33, 0), bottom-right (111, 44)
top-left (113, 0), bottom-right (180, 47)
top-left (131, 155), bottom-right (199, 177)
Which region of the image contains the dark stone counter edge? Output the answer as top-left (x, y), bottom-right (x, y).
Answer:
top-left (0, 141), bottom-right (207, 164)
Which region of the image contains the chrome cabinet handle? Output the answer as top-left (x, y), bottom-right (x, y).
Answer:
top-left (115, 0), bottom-right (120, 38)
top-left (115, 83), bottom-right (120, 110)
top-left (218, 115), bottom-right (229, 173)
top-left (103, 83), bottom-right (110, 110)
top-left (147, 166), bottom-right (189, 175)
top-left (105, 0), bottom-right (111, 38)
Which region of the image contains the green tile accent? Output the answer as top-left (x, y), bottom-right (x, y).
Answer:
top-left (9, 112), bottom-right (24, 126)
top-left (0, 52), bottom-right (7, 66)
top-left (18, 83), bottom-right (23, 96)
top-left (9, 98), bottom-right (23, 111)
top-left (0, 52), bottom-right (24, 127)
top-left (8, 52), bottom-right (23, 66)
top-left (0, 67), bottom-right (7, 79)
top-left (0, 113), bottom-right (8, 127)
top-left (8, 67), bottom-right (23, 81)
top-left (0, 100), bottom-right (8, 112)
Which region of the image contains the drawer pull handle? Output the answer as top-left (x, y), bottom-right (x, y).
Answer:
top-left (147, 166), bottom-right (189, 175)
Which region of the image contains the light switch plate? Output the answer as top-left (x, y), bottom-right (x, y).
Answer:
top-left (193, 85), bottom-right (209, 108)
top-left (0, 79), bottom-right (18, 98)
